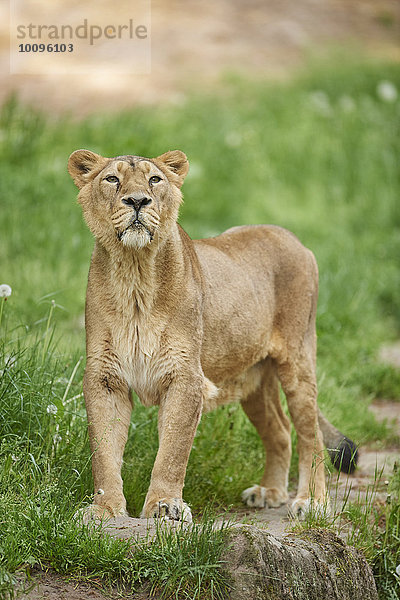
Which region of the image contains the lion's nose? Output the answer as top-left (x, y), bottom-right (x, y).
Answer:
top-left (121, 195), bottom-right (152, 211)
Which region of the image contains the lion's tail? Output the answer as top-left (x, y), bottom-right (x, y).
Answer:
top-left (318, 409), bottom-right (358, 474)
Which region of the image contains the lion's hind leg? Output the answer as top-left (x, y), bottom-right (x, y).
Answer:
top-left (241, 360), bottom-right (291, 509)
top-left (276, 350), bottom-right (326, 518)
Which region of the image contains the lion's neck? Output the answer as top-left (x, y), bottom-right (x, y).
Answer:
top-left (103, 225), bottom-right (185, 317)
top-left (108, 249), bottom-right (156, 315)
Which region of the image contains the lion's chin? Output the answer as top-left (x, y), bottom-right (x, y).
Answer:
top-left (119, 226), bottom-right (153, 250)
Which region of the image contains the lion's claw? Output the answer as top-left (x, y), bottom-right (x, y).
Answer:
top-left (143, 498), bottom-right (192, 523)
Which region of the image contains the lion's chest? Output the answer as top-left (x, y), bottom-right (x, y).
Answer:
top-left (113, 320), bottom-right (171, 406)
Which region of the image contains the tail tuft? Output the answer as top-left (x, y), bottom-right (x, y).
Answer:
top-left (328, 436), bottom-right (358, 474)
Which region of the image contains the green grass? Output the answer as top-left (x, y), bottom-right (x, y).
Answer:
top-left (356, 463), bottom-right (400, 599)
top-left (1, 55), bottom-right (400, 598)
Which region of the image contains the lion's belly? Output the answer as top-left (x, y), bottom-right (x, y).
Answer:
top-left (202, 362), bottom-right (264, 412)
top-left (200, 291), bottom-right (275, 383)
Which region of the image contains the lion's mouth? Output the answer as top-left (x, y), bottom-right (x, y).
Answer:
top-left (117, 218), bottom-right (153, 242)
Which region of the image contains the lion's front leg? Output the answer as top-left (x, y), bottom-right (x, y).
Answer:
top-left (141, 375), bottom-right (203, 523)
top-left (82, 361), bottom-right (132, 521)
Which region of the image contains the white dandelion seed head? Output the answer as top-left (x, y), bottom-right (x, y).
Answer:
top-left (46, 404), bottom-right (58, 415)
top-left (377, 80), bottom-right (398, 103)
top-left (339, 95), bottom-right (356, 113)
top-left (1, 355), bottom-right (17, 376)
top-left (6, 355), bottom-right (17, 368)
top-left (0, 284), bottom-right (12, 298)
top-left (309, 90), bottom-right (332, 116)
top-left (225, 131), bottom-right (242, 148)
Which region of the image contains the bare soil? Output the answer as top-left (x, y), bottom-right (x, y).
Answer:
top-left (15, 572), bottom-right (136, 600)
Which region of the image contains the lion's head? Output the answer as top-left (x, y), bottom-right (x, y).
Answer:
top-left (68, 150), bottom-right (189, 251)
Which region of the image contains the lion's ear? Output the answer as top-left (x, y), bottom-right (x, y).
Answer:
top-left (155, 150), bottom-right (189, 188)
top-left (68, 149), bottom-right (107, 189)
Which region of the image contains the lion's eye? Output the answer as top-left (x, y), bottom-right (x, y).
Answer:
top-left (149, 176), bottom-right (162, 185)
top-left (105, 175), bottom-right (119, 184)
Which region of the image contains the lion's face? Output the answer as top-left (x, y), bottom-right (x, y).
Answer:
top-left (68, 150), bottom-right (189, 250)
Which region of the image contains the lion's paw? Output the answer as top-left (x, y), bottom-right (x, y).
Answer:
top-left (241, 485), bottom-right (288, 508)
top-left (75, 503), bottom-right (127, 525)
top-left (141, 498), bottom-right (192, 523)
top-left (289, 497), bottom-right (330, 520)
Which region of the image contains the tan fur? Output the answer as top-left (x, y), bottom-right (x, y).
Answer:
top-left (69, 148), bottom-right (327, 521)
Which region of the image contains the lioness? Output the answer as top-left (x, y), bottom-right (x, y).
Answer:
top-left (68, 149), bottom-right (357, 522)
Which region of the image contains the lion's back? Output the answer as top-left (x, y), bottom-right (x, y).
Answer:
top-left (194, 224), bottom-right (317, 284)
